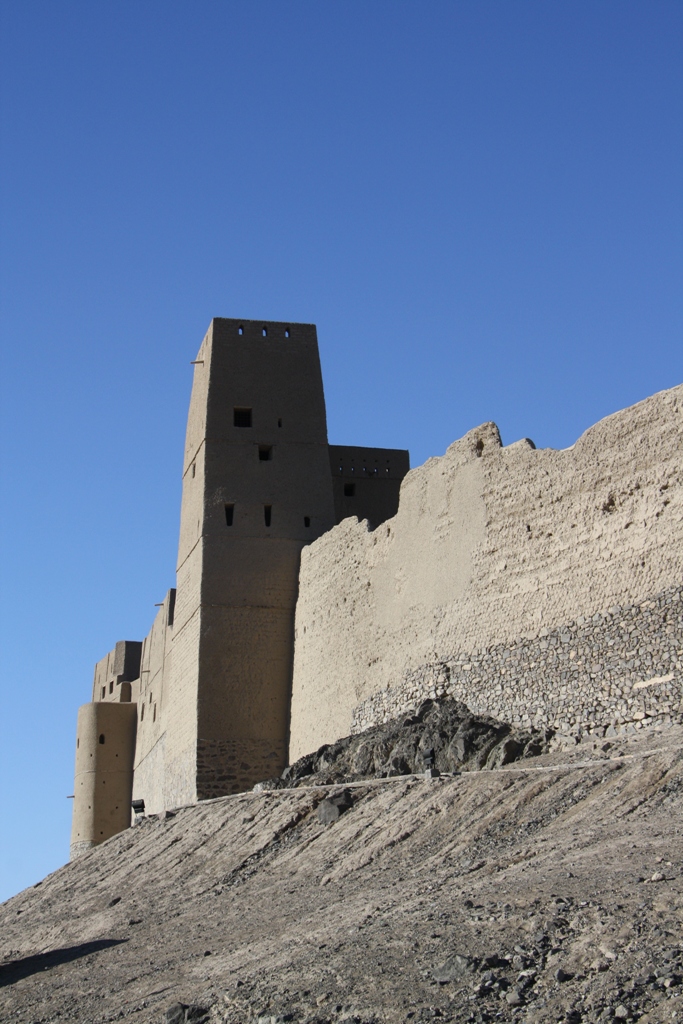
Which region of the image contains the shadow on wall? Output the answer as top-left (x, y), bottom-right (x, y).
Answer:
top-left (0, 939), bottom-right (127, 987)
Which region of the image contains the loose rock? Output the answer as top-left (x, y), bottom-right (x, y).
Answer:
top-left (263, 698), bottom-right (554, 789)
top-left (432, 955), bottom-right (476, 984)
top-left (317, 789), bottom-right (354, 824)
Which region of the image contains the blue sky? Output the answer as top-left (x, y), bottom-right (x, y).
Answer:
top-left (0, 1), bottom-right (681, 901)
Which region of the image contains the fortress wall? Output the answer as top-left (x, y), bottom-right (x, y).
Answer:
top-left (155, 324), bottom-right (215, 811)
top-left (131, 593), bottom-right (174, 813)
top-left (163, 540), bottom-right (202, 809)
top-left (195, 541), bottom-right (313, 799)
top-left (92, 649), bottom-right (116, 702)
top-left (289, 385), bottom-right (683, 759)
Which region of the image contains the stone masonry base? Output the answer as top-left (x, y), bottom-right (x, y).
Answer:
top-left (196, 738), bottom-right (286, 799)
top-left (352, 584), bottom-right (683, 741)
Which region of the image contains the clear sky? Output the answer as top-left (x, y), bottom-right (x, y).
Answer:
top-left (0, 1), bottom-right (681, 902)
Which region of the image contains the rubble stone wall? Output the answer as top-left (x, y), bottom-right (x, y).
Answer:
top-left (351, 584), bottom-right (683, 740)
top-left (195, 737), bottom-right (285, 800)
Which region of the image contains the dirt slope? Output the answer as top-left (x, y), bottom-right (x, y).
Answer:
top-left (1, 726), bottom-right (682, 1024)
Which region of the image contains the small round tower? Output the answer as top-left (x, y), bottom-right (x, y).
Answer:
top-left (70, 702), bottom-right (137, 860)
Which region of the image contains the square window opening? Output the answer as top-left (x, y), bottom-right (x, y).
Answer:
top-left (264, 505), bottom-right (272, 528)
top-left (258, 445), bottom-right (272, 461)
top-left (234, 407), bottom-right (252, 428)
top-left (344, 483), bottom-right (356, 497)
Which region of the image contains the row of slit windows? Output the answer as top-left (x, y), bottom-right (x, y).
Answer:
top-left (225, 504), bottom-right (310, 529)
top-left (237, 326), bottom-right (290, 338)
top-left (338, 465), bottom-right (390, 476)
top-left (192, 447), bottom-right (390, 476)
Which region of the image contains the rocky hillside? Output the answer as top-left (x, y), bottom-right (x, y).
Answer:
top-left (266, 698), bottom-right (554, 789)
top-left (1, 719), bottom-right (682, 1024)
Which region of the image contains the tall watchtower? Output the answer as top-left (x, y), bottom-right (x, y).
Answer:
top-left (72, 316), bottom-right (410, 854)
top-left (165, 318), bottom-right (337, 804)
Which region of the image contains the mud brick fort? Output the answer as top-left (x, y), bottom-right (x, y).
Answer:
top-left (70, 317), bottom-right (683, 859)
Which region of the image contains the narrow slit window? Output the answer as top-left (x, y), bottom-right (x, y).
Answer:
top-left (238, 325), bottom-right (244, 335)
top-left (304, 516), bottom-right (311, 527)
top-left (191, 463), bottom-right (196, 478)
top-left (101, 686), bottom-right (105, 699)
top-left (278, 418), bottom-right (283, 428)
top-left (225, 504), bottom-right (234, 526)
top-left (344, 483), bottom-right (356, 497)
top-left (264, 505), bottom-right (272, 528)
top-left (285, 328), bottom-right (290, 338)
top-left (109, 681), bottom-right (114, 694)
top-left (153, 704), bottom-right (157, 723)
top-left (258, 445), bottom-right (272, 461)
top-left (234, 407), bottom-right (252, 427)
top-left (141, 704), bottom-right (145, 721)
top-left (99, 734), bottom-right (105, 745)
top-left (262, 326), bottom-right (268, 337)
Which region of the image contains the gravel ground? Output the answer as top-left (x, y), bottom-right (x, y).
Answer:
top-left (1, 724), bottom-right (682, 1024)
